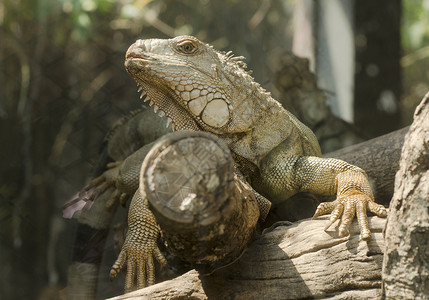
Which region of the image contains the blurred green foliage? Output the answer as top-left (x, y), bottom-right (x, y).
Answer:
top-left (401, 0), bottom-right (429, 123)
top-left (62, 0), bottom-right (116, 43)
top-left (402, 0), bottom-right (429, 50)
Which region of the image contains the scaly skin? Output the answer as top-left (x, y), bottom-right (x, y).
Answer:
top-left (107, 36), bottom-right (387, 291)
top-left (83, 108), bottom-right (171, 210)
top-left (110, 190), bottom-right (167, 293)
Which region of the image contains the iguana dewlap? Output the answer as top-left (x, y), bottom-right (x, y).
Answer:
top-left (102, 36), bottom-right (387, 292)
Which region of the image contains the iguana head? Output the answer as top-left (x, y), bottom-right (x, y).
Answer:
top-left (125, 36), bottom-right (270, 134)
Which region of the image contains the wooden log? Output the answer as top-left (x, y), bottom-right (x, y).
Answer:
top-left (108, 215), bottom-right (386, 300)
top-left (141, 131), bottom-right (260, 270)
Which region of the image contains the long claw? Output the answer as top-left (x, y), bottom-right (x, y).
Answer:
top-left (338, 196), bottom-right (356, 237)
top-left (110, 248), bottom-right (127, 281)
top-left (125, 259), bottom-right (136, 293)
top-left (107, 161), bottom-right (122, 169)
top-left (324, 203), bottom-right (343, 231)
top-left (154, 247), bottom-right (167, 266)
top-left (314, 191), bottom-right (383, 240)
top-left (84, 175), bottom-right (106, 192)
top-left (146, 255), bottom-right (154, 287)
top-left (324, 219), bottom-right (336, 231)
top-left (368, 201), bottom-right (388, 218)
top-left (311, 170), bottom-right (387, 240)
top-left (95, 182), bottom-right (111, 197)
top-left (137, 258), bottom-right (146, 289)
top-left (119, 192), bottom-right (129, 207)
top-left (356, 198), bottom-right (371, 240)
top-left (80, 160), bottom-right (130, 210)
top-left (312, 201), bottom-right (336, 219)
top-left (106, 189), bottom-right (122, 211)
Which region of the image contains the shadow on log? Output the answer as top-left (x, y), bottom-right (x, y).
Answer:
top-left (109, 216), bottom-right (386, 300)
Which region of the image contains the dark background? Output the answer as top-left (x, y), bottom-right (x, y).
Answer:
top-left (0, 0), bottom-right (427, 298)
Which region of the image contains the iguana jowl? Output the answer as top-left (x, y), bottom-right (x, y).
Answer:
top-left (102, 36), bottom-right (387, 292)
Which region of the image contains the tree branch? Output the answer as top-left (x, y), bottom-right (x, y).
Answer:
top-left (109, 216), bottom-right (386, 300)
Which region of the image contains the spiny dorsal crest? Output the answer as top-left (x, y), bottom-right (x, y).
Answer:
top-left (217, 48), bottom-right (271, 100)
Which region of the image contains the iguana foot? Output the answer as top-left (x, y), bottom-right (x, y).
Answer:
top-left (83, 161), bottom-right (130, 209)
top-left (110, 191), bottom-right (167, 293)
top-left (313, 192), bottom-right (387, 240)
top-left (110, 238), bottom-right (167, 292)
top-left (312, 170), bottom-right (387, 240)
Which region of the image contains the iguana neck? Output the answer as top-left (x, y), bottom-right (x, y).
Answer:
top-left (220, 92), bottom-right (294, 166)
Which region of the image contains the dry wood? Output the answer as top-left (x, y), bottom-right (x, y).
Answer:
top-left (382, 94), bottom-right (429, 299)
top-left (142, 131), bottom-right (260, 270)
top-left (108, 215), bottom-right (386, 300)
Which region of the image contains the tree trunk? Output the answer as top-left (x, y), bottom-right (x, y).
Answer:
top-left (382, 93), bottom-right (429, 299)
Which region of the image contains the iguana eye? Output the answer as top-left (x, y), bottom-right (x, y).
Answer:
top-left (177, 41), bottom-right (197, 54)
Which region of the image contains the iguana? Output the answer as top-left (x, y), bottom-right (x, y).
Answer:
top-left (87, 36), bottom-right (387, 293)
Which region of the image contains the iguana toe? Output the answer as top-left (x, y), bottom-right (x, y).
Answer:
top-left (315, 191), bottom-right (383, 240)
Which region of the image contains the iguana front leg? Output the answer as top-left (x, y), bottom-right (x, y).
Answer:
top-left (110, 189), bottom-right (167, 292)
top-left (84, 161), bottom-right (129, 208)
top-left (84, 142), bottom-right (155, 209)
top-left (257, 153), bottom-right (387, 240)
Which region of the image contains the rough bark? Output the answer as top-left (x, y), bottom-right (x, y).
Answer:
top-left (382, 93), bottom-right (429, 299)
top-left (108, 215), bottom-right (386, 300)
top-left (142, 131), bottom-right (260, 270)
